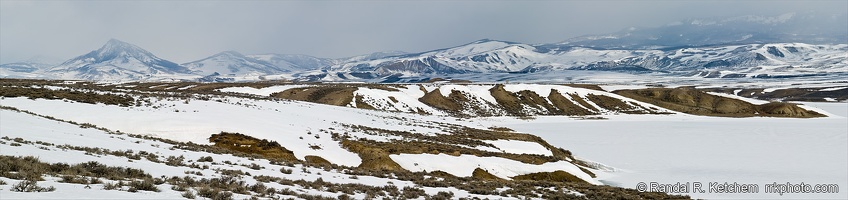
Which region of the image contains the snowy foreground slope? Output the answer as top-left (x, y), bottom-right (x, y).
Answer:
top-left (0, 80), bottom-right (696, 199)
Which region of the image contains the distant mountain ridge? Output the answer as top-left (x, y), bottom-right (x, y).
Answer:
top-left (182, 51), bottom-right (288, 76)
top-left (1, 12), bottom-right (845, 81)
top-left (305, 40), bottom-right (846, 82)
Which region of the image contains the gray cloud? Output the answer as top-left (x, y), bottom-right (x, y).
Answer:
top-left (1, 0), bottom-right (846, 63)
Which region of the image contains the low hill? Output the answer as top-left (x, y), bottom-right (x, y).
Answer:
top-left (214, 83), bottom-right (827, 118)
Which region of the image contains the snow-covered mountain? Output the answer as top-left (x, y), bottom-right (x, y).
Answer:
top-left (1, 13), bottom-right (845, 82)
top-left (46, 39), bottom-right (191, 80)
top-left (320, 39), bottom-right (547, 76)
top-left (182, 51), bottom-right (289, 76)
top-left (302, 13), bottom-right (847, 80)
top-left (3, 39), bottom-right (845, 82)
top-left (303, 39), bottom-right (847, 82)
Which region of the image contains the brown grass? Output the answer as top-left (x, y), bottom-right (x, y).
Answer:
top-left (354, 95), bottom-right (376, 110)
top-left (417, 88), bottom-right (463, 112)
top-left (512, 170), bottom-right (587, 184)
top-left (340, 140), bottom-right (406, 171)
top-left (272, 86), bottom-right (356, 106)
top-left (488, 84), bottom-right (525, 116)
top-left (208, 132), bottom-right (298, 162)
top-left (451, 127), bottom-right (575, 162)
top-left (548, 90), bottom-right (595, 115)
top-left (471, 168), bottom-right (503, 181)
top-left (345, 124), bottom-right (582, 165)
top-left (304, 155), bottom-right (332, 166)
top-left (758, 102), bottom-right (824, 117)
top-left (0, 86), bottom-right (135, 106)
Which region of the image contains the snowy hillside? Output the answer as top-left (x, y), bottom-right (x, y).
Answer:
top-left (0, 79), bottom-right (697, 199)
top-left (220, 84), bottom-right (675, 117)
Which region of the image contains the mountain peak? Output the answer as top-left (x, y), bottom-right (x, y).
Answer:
top-left (96, 39), bottom-right (149, 56)
top-left (48, 38), bottom-right (189, 79)
top-left (103, 38), bottom-right (133, 48)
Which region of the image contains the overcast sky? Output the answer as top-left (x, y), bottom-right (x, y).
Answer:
top-left (1, 0), bottom-right (846, 63)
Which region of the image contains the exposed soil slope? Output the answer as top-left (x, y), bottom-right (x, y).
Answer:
top-left (614, 87), bottom-right (825, 118)
top-left (270, 84), bottom-right (663, 117)
top-left (271, 86), bottom-right (356, 106)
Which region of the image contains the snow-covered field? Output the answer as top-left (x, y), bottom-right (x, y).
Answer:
top-left (0, 108), bottom-right (498, 199)
top-left (0, 82), bottom-right (620, 199)
top-left (502, 102), bottom-right (848, 199)
top-left (1, 80), bottom-right (844, 199)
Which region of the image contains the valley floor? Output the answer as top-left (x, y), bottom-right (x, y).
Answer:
top-left (500, 102), bottom-right (848, 199)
